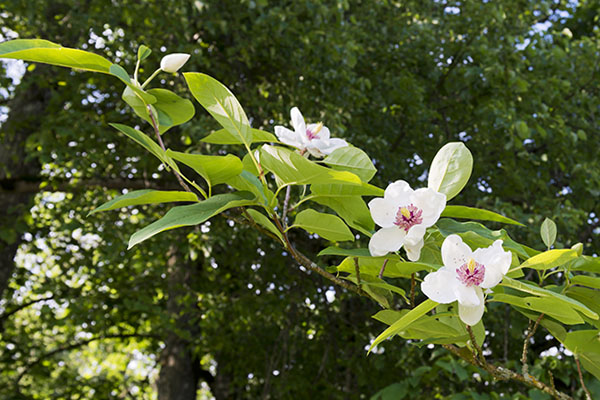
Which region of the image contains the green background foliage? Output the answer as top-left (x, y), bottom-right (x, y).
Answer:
top-left (0, 0), bottom-right (599, 399)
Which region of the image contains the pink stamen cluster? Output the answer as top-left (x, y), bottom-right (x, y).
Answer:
top-left (306, 128), bottom-right (319, 140)
top-left (394, 204), bottom-right (423, 231)
top-left (457, 261), bottom-right (485, 287)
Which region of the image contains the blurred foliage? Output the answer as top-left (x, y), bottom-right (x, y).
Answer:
top-left (0, 0), bottom-right (599, 399)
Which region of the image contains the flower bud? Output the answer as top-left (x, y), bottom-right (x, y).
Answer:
top-left (160, 53), bottom-right (190, 73)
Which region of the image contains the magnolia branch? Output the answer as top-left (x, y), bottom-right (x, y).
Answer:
top-left (521, 313), bottom-right (544, 378)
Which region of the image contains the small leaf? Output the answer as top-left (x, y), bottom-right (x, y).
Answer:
top-left (369, 299), bottom-right (438, 352)
top-left (540, 217), bottom-right (557, 248)
top-left (515, 120), bottom-right (530, 139)
top-left (183, 72), bottom-right (252, 146)
top-left (322, 146), bottom-right (377, 182)
top-left (311, 195), bottom-right (374, 236)
top-left (202, 128), bottom-right (277, 144)
top-left (291, 209), bottom-right (354, 242)
top-left (122, 87), bottom-right (194, 133)
top-left (137, 45), bottom-right (152, 61)
top-left (245, 209), bottom-right (283, 243)
top-left (128, 192), bottom-right (255, 248)
top-left (110, 64), bottom-right (157, 105)
top-left (427, 142), bottom-right (473, 201)
top-left (441, 205), bottom-right (524, 226)
top-left (89, 190), bottom-right (197, 215)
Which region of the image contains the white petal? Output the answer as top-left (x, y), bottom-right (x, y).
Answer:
top-left (455, 284), bottom-right (481, 307)
top-left (421, 267), bottom-right (459, 304)
top-left (317, 138), bottom-right (348, 155)
top-left (405, 224), bottom-right (426, 244)
top-left (274, 126), bottom-right (302, 147)
top-left (307, 124), bottom-right (331, 141)
top-left (368, 227), bottom-right (406, 257)
top-left (411, 188), bottom-right (447, 227)
top-left (384, 180), bottom-right (413, 204)
top-left (405, 237), bottom-right (424, 261)
top-left (475, 240), bottom-right (512, 289)
top-left (368, 198), bottom-right (398, 228)
top-left (441, 234), bottom-right (472, 272)
top-left (305, 142), bottom-right (326, 158)
top-left (458, 287), bottom-right (485, 325)
top-left (290, 107), bottom-right (306, 134)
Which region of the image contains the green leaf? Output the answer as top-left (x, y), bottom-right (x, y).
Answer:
top-left (122, 87), bottom-right (195, 133)
top-left (311, 195), bottom-right (374, 236)
top-left (109, 123), bottom-right (168, 164)
top-left (571, 275), bottom-right (600, 290)
top-left (564, 330), bottom-right (600, 355)
top-left (137, 45), bottom-right (151, 61)
top-left (291, 209), bottom-right (354, 242)
top-left (322, 146), bottom-right (377, 182)
top-left (336, 256), bottom-right (438, 278)
top-left (515, 120), bottom-right (530, 139)
top-left (317, 247), bottom-right (371, 257)
top-left (0, 39), bottom-right (112, 73)
top-left (311, 182), bottom-right (384, 197)
top-left (183, 72), bottom-right (252, 145)
top-left (89, 190), bottom-right (198, 215)
top-left (441, 205), bottom-right (524, 226)
top-left (227, 171), bottom-right (274, 206)
top-left (245, 209), bottom-right (283, 243)
top-left (369, 300), bottom-right (438, 352)
top-left (518, 249), bottom-right (578, 271)
top-left (128, 192), bottom-right (255, 248)
top-left (570, 256), bottom-right (600, 273)
top-left (540, 217), bottom-right (557, 248)
top-left (259, 145), bottom-right (362, 187)
top-left (491, 293), bottom-right (584, 325)
top-left (166, 150), bottom-right (243, 189)
top-left (427, 142), bottom-right (473, 201)
top-left (500, 277), bottom-right (598, 319)
top-left (202, 128), bottom-right (277, 144)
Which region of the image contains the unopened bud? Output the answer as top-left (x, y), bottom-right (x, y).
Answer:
top-left (571, 242), bottom-right (583, 256)
top-left (160, 53), bottom-right (190, 73)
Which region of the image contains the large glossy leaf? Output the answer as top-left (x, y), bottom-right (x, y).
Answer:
top-left (183, 72), bottom-right (252, 145)
top-left (570, 256), bottom-right (600, 273)
top-left (259, 145), bottom-right (361, 187)
top-left (291, 209), bottom-right (354, 242)
top-left (123, 88), bottom-right (195, 133)
top-left (128, 192), bottom-right (255, 248)
top-left (322, 146), bottom-right (377, 182)
top-left (89, 190), bottom-right (198, 215)
top-left (500, 277), bottom-right (598, 319)
top-left (202, 128), bottom-right (277, 144)
top-left (166, 150), bottom-right (243, 189)
top-left (311, 195), bottom-right (374, 236)
top-left (491, 293), bottom-right (584, 325)
top-left (571, 275), bottom-right (600, 290)
top-left (441, 205), bottom-right (524, 226)
top-left (0, 39), bottom-right (112, 73)
top-left (517, 249), bottom-right (579, 271)
top-left (336, 255), bottom-right (438, 278)
top-left (109, 123), bottom-right (169, 164)
top-left (436, 218), bottom-right (533, 259)
top-left (227, 171), bottom-right (274, 206)
top-left (427, 142), bottom-right (473, 201)
top-left (311, 182), bottom-right (384, 197)
top-left (317, 247), bottom-right (371, 257)
top-left (369, 299), bottom-right (438, 352)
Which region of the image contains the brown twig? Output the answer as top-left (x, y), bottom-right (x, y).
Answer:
top-left (378, 259), bottom-right (389, 279)
top-left (146, 105), bottom-right (192, 193)
top-left (282, 185), bottom-right (291, 227)
top-left (575, 356), bottom-right (592, 400)
top-left (441, 344), bottom-right (572, 399)
top-left (354, 257), bottom-right (362, 291)
top-left (522, 313), bottom-right (544, 378)
top-left (271, 216), bottom-right (375, 302)
top-left (466, 325), bottom-right (486, 366)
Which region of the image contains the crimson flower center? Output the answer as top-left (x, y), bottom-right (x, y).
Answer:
top-left (306, 122), bottom-right (323, 140)
top-left (457, 258), bottom-right (485, 287)
top-left (394, 204), bottom-right (423, 231)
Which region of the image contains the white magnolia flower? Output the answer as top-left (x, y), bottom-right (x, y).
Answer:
top-left (368, 180), bottom-right (446, 261)
top-left (160, 53), bottom-right (190, 73)
top-left (421, 234), bottom-right (512, 326)
top-left (274, 107), bottom-right (348, 158)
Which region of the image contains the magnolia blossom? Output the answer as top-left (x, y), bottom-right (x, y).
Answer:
top-left (421, 234), bottom-right (512, 326)
top-left (274, 107), bottom-right (348, 157)
top-left (368, 180), bottom-right (446, 261)
top-left (160, 53), bottom-right (190, 73)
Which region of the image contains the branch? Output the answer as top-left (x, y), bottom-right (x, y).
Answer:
top-left (575, 356), bottom-right (592, 400)
top-left (521, 313), bottom-right (544, 378)
top-left (0, 295), bottom-right (54, 324)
